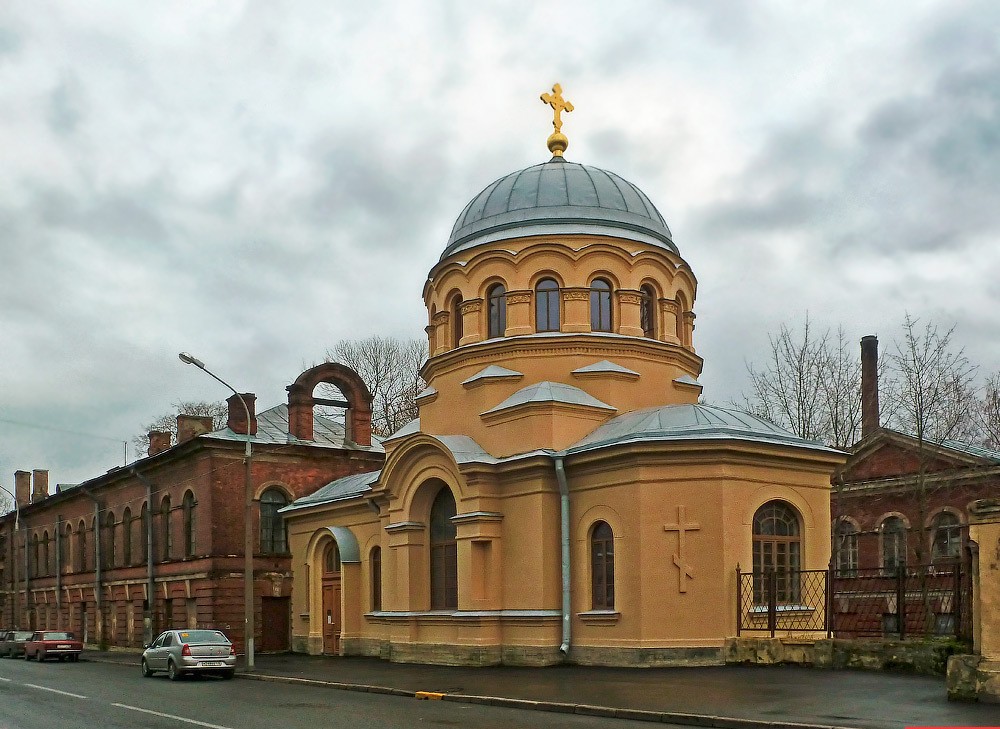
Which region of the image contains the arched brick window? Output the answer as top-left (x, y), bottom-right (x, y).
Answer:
top-left (931, 512), bottom-right (961, 561)
top-left (880, 516), bottom-right (907, 575)
top-left (42, 531), bottom-right (50, 576)
top-left (31, 534), bottom-right (39, 579)
top-left (590, 521), bottom-right (615, 610)
top-left (77, 519), bottom-right (87, 572)
top-left (104, 511), bottom-right (115, 569)
top-left (833, 519), bottom-right (858, 575)
top-left (370, 546), bottom-right (382, 612)
top-left (535, 278), bottom-right (560, 332)
top-left (260, 488), bottom-right (289, 554)
top-left (160, 496), bottom-right (172, 562)
top-left (183, 491), bottom-right (197, 557)
top-left (752, 501), bottom-right (801, 603)
top-left (122, 507), bottom-right (132, 566)
top-left (61, 523), bottom-right (71, 573)
top-left (429, 487), bottom-right (457, 610)
top-left (590, 278), bottom-right (613, 332)
top-left (640, 284), bottom-right (657, 338)
top-left (487, 283), bottom-right (507, 338)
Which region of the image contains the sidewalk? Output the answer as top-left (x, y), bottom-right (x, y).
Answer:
top-left (88, 650), bottom-right (999, 729)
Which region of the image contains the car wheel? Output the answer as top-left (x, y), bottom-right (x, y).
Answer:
top-left (71, 655), bottom-right (79, 663)
top-left (141, 658), bottom-right (153, 677)
top-left (38, 650), bottom-right (46, 662)
top-left (167, 660), bottom-right (182, 681)
top-left (221, 670), bottom-right (235, 680)
top-left (24, 651), bottom-right (31, 661)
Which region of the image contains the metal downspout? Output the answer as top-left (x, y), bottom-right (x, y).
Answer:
top-left (553, 454), bottom-right (571, 656)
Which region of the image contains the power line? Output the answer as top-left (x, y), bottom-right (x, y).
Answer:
top-left (0, 416), bottom-right (126, 444)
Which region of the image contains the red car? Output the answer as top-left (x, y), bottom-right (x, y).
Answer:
top-left (24, 631), bottom-right (83, 662)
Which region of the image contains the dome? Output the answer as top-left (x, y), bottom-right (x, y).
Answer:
top-left (442, 157), bottom-right (676, 260)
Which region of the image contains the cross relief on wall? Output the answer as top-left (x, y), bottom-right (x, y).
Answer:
top-left (664, 505), bottom-right (700, 593)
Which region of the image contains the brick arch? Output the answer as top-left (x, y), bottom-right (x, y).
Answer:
top-left (286, 363), bottom-right (374, 446)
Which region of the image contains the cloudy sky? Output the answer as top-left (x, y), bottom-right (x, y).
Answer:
top-left (2, 0), bottom-right (999, 487)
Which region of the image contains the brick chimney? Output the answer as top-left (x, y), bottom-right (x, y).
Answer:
top-left (14, 470), bottom-right (30, 509)
top-left (31, 469), bottom-right (48, 503)
top-left (147, 430), bottom-right (172, 456)
top-left (861, 335), bottom-right (880, 439)
top-left (176, 415), bottom-right (215, 444)
top-left (226, 393), bottom-right (258, 436)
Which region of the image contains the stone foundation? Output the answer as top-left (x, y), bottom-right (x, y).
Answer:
top-left (947, 655), bottom-right (1000, 703)
top-left (726, 636), bottom-right (965, 675)
top-left (570, 645), bottom-right (723, 667)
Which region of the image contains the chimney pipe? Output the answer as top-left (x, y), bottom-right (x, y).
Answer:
top-left (14, 470), bottom-right (30, 509)
top-left (31, 469), bottom-right (48, 503)
top-left (176, 415), bottom-right (215, 444)
top-left (147, 430), bottom-right (172, 456)
top-left (861, 335), bottom-right (880, 439)
top-left (226, 393), bottom-right (258, 436)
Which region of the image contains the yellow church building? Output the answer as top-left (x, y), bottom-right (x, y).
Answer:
top-left (281, 86), bottom-right (845, 666)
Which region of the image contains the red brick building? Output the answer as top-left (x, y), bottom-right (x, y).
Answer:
top-left (833, 336), bottom-right (992, 574)
top-left (0, 363), bottom-right (383, 653)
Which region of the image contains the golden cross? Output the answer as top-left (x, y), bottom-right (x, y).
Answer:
top-left (540, 83), bottom-right (574, 134)
top-left (664, 505), bottom-right (700, 593)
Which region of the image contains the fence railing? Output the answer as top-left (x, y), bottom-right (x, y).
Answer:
top-left (737, 561), bottom-right (971, 640)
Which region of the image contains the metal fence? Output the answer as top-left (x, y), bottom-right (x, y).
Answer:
top-left (737, 562), bottom-right (972, 640)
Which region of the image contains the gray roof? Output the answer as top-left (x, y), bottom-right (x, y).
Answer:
top-left (936, 438), bottom-right (1000, 463)
top-left (443, 157), bottom-right (677, 260)
top-left (572, 360), bottom-right (639, 376)
top-left (461, 365), bottom-right (524, 385)
top-left (567, 403), bottom-right (842, 456)
top-left (482, 381), bottom-right (616, 416)
top-left (280, 470), bottom-right (381, 513)
top-left (204, 404), bottom-right (384, 453)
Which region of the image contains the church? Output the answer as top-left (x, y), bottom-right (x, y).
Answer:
top-left (280, 85), bottom-right (845, 666)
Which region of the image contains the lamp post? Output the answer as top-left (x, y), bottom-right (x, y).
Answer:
top-left (0, 484), bottom-right (20, 628)
top-left (178, 352), bottom-right (255, 671)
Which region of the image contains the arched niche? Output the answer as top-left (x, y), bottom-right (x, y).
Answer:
top-left (286, 363), bottom-right (374, 445)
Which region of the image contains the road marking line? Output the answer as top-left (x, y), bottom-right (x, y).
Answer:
top-left (112, 703), bottom-right (234, 729)
top-left (23, 683), bottom-right (87, 699)
top-left (0, 677), bottom-right (10, 682)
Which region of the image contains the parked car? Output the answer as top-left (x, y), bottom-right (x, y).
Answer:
top-left (141, 629), bottom-right (236, 680)
top-left (24, 631), bottom-right (83, 662)
top-left (0, 630), bottom-right (35, 658)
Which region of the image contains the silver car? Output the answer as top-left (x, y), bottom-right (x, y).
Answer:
top-left (141, 629), bottom-right (237, 680)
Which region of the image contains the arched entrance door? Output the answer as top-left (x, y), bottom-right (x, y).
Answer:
top-left (321, 541), bottom-right (342, 654)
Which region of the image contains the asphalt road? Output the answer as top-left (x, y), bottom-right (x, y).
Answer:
top-left (0, 657), bottom-right (681, 729)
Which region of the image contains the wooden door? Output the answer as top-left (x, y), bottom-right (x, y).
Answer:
top-left (260, 597), bottom-right (290, 652)
top-left (322, 582), bottom-right (341, 654)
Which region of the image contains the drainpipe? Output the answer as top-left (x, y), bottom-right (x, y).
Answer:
top-left (553, 454), bottom-right (571, 656)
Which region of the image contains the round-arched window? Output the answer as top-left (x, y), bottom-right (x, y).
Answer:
top-left (752, 501), bottom-right (801, 603)
top-left (590, 279), bottom-right (613, 332)
top-left (535, 279), bottom-right (560, 332)
top-left (260, 488), bottom-right (290, 555)
top-left (487, 283), bottom-right (507, 338)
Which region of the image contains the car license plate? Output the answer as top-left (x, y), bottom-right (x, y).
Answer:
top-left (57, 645), bottom-right (71, 649)
top-left (201, 661), bottom-right (223, 667)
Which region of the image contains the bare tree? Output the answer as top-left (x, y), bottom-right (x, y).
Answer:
top-left (977, 372), bottom-right (1000, 449)
top-left (739, 316), bottom-right (862, 449)
top-left (132, 400), bottom-right (227, 457)
top-left (0, 486), bottom-right (12, 516)
top-left (324, 336), bottom-right (427, 437)
top-left (884, 314), bottom-right (978, 562)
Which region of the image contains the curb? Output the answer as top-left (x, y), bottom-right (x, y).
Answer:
top-left (239, 670), bottom-right (856, 729)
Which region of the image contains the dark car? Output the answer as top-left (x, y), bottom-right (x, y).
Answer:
top-left (0, 630), bottom-right (34, 658)
top-left (141, 629), bottom-right (236, 680)
top-left (24, 631), bottom-right (83, 662)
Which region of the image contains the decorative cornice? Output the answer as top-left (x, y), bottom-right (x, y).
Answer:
top-left (617, 290), bottom-right (643, 305)
top-left (385, 521), bottom-right (425, 533)
top-left (562, 287), bottom-right (590, 301)
top-left (505, 290), bottom-right (532, 305)
top-left (432, 311), bottom-right (450, 324)
top-left (460, 299), bottom-right (483, 314)
top-left (451, 511), bottom-right (504, 525)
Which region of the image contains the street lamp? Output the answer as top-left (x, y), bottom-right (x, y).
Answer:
top-left (178, 352), bottom-right (255, 671)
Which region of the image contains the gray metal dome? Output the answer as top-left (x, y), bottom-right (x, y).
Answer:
top-left (442, 157), bottom-right (676, 260)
